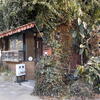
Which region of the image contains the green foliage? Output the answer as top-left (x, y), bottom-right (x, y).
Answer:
top-left (0, 0), bottom-right (100, 33)
top-left (69, 80), bottom-right (93, 98)
top-left (0, 0), bottom-right (37, 31)
top-left (71, 20), bottom-right (90, 54)
top-left (75, 57), bottom-right (100, 93)
top-left (34, 56), bottom-right (68, 97)
top-left (34, 0), bottom-right (100, 29)
top-left (34, 0), bottom-right (100, 64)
top-left (0, 0), bottom-right (100, 97)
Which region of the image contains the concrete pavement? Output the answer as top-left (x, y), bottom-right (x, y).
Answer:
top-left (0, 73), bottom-right (99, 100)
top-left (0, 81), bottom-right (42, 100)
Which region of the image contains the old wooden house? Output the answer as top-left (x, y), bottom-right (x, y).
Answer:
top-left (0, 22), bottom-right (44, 79)
top-left (1, 21), bottom-right (98, 80)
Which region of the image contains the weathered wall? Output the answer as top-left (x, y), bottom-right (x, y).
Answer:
top-left (6, 61), bottom-right (36, 80)
top-left (53, 23), bottom-right (81, 69)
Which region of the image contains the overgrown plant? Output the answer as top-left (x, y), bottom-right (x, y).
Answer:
top-left (75, 56), bottom-right (100, 93)
top-left (34, 56), bottom-right (68, 97)
top-left (69, 80), bottom-right (93, 100)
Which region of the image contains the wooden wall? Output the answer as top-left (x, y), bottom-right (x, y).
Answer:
top-left (25, 32), bottom-right (35, 61)
top-left (53, 23), bottom-right (81, 68)
top-left (0, 39), bottom-right (3, 50)
top-left (6, 61), bottom-right (36, 80)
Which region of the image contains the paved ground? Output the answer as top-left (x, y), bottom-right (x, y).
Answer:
top-left (0, 81), bottom-right (100, 100)
top-left (0, 81), bottom-right (42, 100)
top-left (0, 73), bottom-right (99, 100)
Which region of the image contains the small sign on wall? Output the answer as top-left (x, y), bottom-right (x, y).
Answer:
top-left (28, 56), bottom-right (33, 61)
top-left (43, 47), bottom-right (52, 56)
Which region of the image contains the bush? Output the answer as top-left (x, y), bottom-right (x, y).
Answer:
top-left (69, 80), bottom-right (93, 98)
top-left (34, 56), bottom-right (68, 97)
top-left (75, 57), bottom-right (100, 94)
top-left (34, 54), bottom-right (100, 98)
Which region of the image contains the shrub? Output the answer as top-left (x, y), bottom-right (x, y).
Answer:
top-left (69, 80), bottom-right (93, 99)
top-left (75, 57), bottom-right (100, 94)
top-left (34, 56), bottom-right (68, 97)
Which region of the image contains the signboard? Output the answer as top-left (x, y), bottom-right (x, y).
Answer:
top-left (16, 64), bottom-right (26, 76)
top-left (43, 46), bottom-right (52, 56)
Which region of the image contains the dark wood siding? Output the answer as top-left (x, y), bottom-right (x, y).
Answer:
top-left (35, 38), bottom-right (43, 60)
top-left (25, 32), bottom-right (35, 61)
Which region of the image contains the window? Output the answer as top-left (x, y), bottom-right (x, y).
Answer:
top-left (9, 34), bottom-right (23, 50)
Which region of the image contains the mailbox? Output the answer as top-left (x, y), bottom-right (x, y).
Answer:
top-left (16, 64), bottom-right (26, 76)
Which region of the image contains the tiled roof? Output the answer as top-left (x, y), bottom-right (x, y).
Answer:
top-left (0, 22), bottom-right (35, 38)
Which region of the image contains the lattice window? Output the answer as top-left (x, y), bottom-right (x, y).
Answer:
top-left (9, 34), bottom-right (23, 50)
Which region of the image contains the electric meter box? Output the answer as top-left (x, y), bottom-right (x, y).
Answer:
top-left (16, 64), bottom-right (26, 76)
